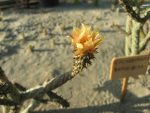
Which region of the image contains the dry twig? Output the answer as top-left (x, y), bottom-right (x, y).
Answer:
top-left (120, 0), bottom-right (150, 23)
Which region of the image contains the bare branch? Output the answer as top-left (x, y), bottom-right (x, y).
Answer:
top-left (140, 31), bottom-right (150, 51)
top-left (21, 85), bottom-right (45, 100)
top-left (21, 99), bottom-right (39, 113)
top-left (44, 72), bottom-right (72, 92)
top-left (120, 0), bottom-right (150, 23)
top-left (0, 67), bottom-right (10, 82)
top-left (13, 82), bottom-right (26, 91)
top-left (21, 72), bottom-right (71, 100)
top-left (47, 91), bottom-right (69, 107)
top-left (0, 67), bottom-right (21, 103)
top-left (0, 99), bottom-right (18, 106)
top-left (111, 23), bottom-right (130, 36)
top-left (0, 82), bottom-right (11, 95)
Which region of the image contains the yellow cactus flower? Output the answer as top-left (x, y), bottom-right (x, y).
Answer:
top-left (70, 24), bottom-right (103, 57)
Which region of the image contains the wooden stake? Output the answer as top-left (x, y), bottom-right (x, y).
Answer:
top-left (120, 77), bottom-right (129, 101)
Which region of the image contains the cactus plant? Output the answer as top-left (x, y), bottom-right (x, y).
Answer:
top-left (112, 0), bottom-right (150, 100)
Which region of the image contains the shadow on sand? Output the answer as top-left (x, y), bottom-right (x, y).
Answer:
top-left (32, 80), bottom-right (150, 113)
top-left (0, 44), bottom-right (20, 59)
top-left (32, 94), bottom-right (150, 113)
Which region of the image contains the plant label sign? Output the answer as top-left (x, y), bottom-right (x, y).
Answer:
top-left (110, 54), bottom-right (150, 80)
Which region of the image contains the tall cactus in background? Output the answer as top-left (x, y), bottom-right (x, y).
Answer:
top-left (121, 0), bottom-right (150, 56)
top-left (113, 0), bottom-right (150, 100)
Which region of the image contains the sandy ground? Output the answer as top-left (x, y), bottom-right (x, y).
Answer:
top-left (0, 2), bottom-right (150, 113)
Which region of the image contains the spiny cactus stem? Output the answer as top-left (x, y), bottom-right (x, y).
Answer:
top-left (71, 55), bottom-right (84, 77)
top-left (139, 31), bottom-right (150, 51)
top-left (125, 16), bottom-right (132, 56)
top-left (131, 20), bottom-right (141, 55)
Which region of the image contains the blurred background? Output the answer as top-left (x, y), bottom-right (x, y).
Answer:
top-left (0, 0), bottom-right (120, 9)
top-left (0, 0), bottom-right (150, 113)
